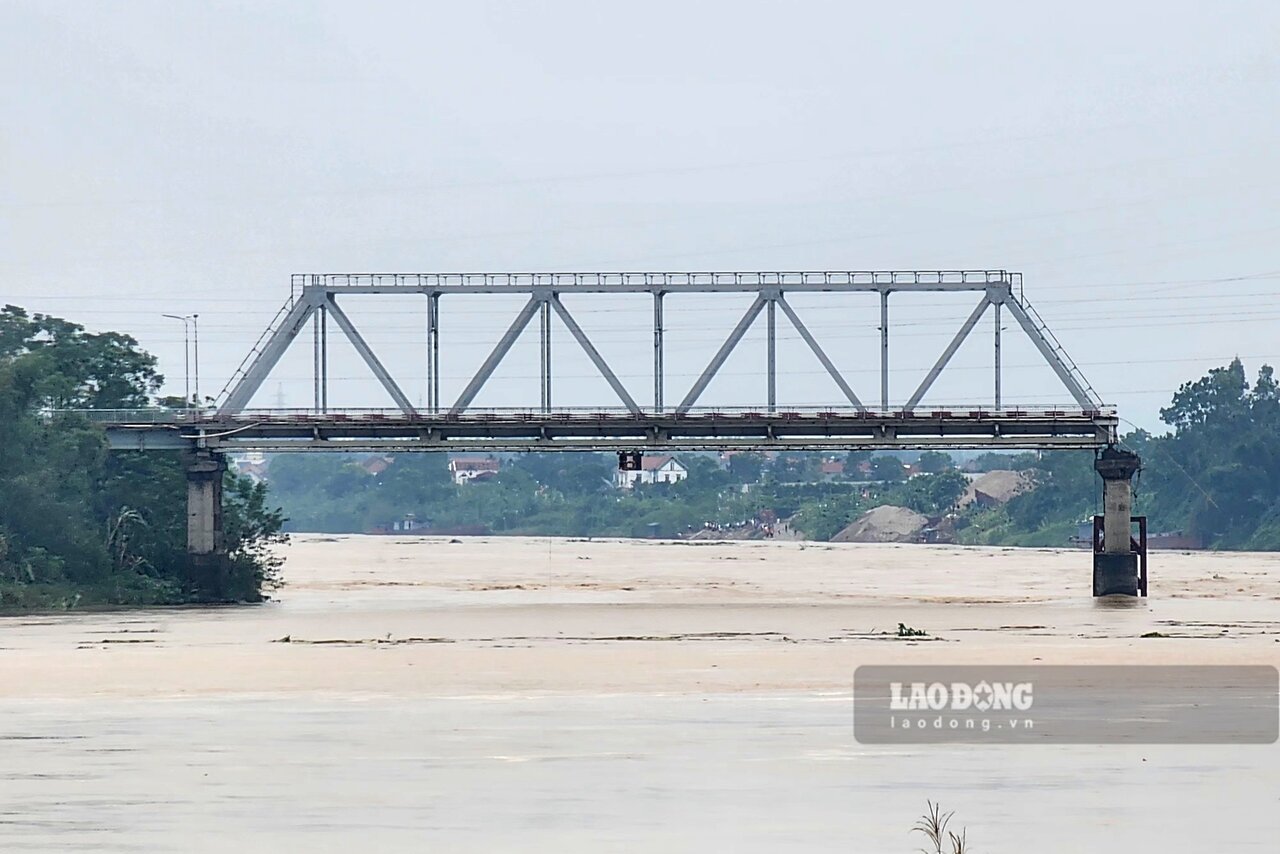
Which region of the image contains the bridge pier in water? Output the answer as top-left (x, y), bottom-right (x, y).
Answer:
top-left (1093, 447), bottom-right (1142, 596)
top-left (185, 450), bottom-right (227, 597)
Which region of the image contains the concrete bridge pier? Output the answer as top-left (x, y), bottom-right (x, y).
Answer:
top-left (1093, 447), bottom-right (1142, 596)
top-left (185, 450), bottom-right (227, 596)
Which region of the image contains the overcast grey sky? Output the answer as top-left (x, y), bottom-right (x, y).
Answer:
top-left (3, 1), bottom-right (1278, 428)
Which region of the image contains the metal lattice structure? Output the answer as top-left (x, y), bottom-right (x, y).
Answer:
top-left (215, 270), bottom-right (1101, 418)
top-left (85, 270), bottom-right (1117, 453)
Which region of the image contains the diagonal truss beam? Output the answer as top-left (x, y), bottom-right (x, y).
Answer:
top-left (449, 295), bottom-right (542, 415)
top-left (774, 295), bottom-right (867, 412)
top-left (1003, 298), bottom-right (1095, 410)
top-left (677, 293), bottom-right (768, 414)
top-left (324, 296), bottom-right (417, 415)
top-left (549, 296), bottom-right (641, 414)
top-left (904, 297), bottom-right (990, 410)
top-left (219, 297), bottom-right (317, 415)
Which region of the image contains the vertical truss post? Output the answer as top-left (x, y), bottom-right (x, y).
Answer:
top-left (427, 292), bottom-right (440, 414)
top-left (320, 305), bottom-right (328, 413)
top-left (766, 294), bottom-right (777, 413)
top-left (880, 290), bottom-right (890, 412)
top-left (313, 308), bottom-right (321, 413)
top-left (994, 301), bottom-right (1002, 410)
top-left (653, 291), bottom-right (664, 412)
top-left (539, 296), bottom-right (552, 413)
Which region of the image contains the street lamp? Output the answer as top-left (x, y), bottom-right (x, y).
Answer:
top-left (162, 313), bottom-right (200, 406)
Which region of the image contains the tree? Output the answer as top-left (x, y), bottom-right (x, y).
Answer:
top-left (916, 451), bottom-right (954, 473)
top-left (0, 305), bottom-right (283, 609)
top-left (843, 450), bottom-right (871, 477)
top-left (1159, 357), bottom-right (1248, 431)
top-left (770, 453), bottom-right (820, 482)
top-left (727, 452), bottom-right (766, 484)
top-left (869, 455), bottom-right (906, 482)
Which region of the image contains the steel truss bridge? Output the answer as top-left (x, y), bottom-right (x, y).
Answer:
top-left (97, 270), bottom-right (1117, 453)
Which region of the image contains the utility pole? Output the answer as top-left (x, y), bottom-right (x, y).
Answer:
top-left (192, 313), bottom-right (200, 405)
top-left (162, 314), bottom-right (193, 405)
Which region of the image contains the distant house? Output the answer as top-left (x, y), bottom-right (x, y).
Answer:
top-left (233, 451), bottom-right (268, 482)
top-left (614, 454), bottom-right (688, 489)
top-left (819, 459), bottom-right (845, 480)
top-left (367, 513), bottom-right (426, 535)
top-left (449, 456), bottom-right (500, 485)
top-left (358, 455), bottom-right (394, 476)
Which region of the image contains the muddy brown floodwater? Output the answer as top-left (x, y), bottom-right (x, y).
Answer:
top-left (2, 535), bottom-right (1278, 852)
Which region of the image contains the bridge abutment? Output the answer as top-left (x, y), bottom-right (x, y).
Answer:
top-left (1093, 447), bottom-right (1142, 596)
top-left (185, 450), bottom-right (227, 597)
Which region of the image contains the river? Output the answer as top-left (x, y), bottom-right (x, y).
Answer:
top-left (2, 535), bottom-right (1277, 852)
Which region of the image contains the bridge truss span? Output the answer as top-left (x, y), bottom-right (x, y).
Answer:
top-left (213, 270), bottom-right (1104, 424)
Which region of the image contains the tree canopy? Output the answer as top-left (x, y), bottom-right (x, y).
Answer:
top-left (0, 305), bottom-right (285, 610)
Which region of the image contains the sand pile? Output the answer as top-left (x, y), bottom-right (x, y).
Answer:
top-left (961, 469), bottom-right (1034, 507)
top-left (831, 505), bottom-right (928, 543)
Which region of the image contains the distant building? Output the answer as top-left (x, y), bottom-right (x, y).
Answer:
top-left (367, 513), bottom-right (426, 535)
top-left (233, 451), bottom-right (268, 482)
top-left (449, 456), bottom-right (500, 485)
top-left (614, 454), bottom-right (688, 489)
top-left (358, 455), bottom-right (394, 476)
top-left (819, 459), bottom-right (845, 480)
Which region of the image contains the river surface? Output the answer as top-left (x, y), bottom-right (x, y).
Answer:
top-left (2, 535), bottom-right (1278, 852)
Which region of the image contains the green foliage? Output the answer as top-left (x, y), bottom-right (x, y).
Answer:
top-left (843, 450), bottom-right (871, 476)
top-left (880, 470), bottom-right (969, 515)
top-left (915, 451), bottom-right (953, 473)
top-left (969, 451), bottom-right (1037, 472)
top-left (1140, 358), bottom-right (1280, 547)
top-left (957, 359), bottom-right (1280, 549)
top-left (259, 360), bottom-right (1280, 553)
top-left (726, 452), bottom-right (766, 484)
top-left (790, 493), bottom-right (866, 540)
top-left (870, 455), bottom-right (906, 482)
top-left (0, 306), bottom-right (284, 610)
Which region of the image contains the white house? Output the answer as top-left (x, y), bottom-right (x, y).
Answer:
top-left (614, 454), bottom-right (688, 489)
top-left (448, 456), bottom-right (500, 485)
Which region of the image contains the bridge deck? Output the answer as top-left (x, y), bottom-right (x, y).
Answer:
top-left (90, 408), bottom-right (1118, 453)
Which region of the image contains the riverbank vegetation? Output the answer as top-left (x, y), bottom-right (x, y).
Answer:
top-left (960, 359), bottom-right (1280, 550)
top-left (0, 306), bottom-right (286, 610)
top-left (266, 360), bottom-right (1280, 551)
top-left (266, 449), bottom-right (971, 542)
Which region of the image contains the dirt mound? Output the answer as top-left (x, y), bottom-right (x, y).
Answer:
top-left (831, 505), bottom-right (928, 543)
top-left (961, 470), bottom-right (1034, 508)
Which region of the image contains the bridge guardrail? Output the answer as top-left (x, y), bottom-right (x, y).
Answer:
top-left (65, 405), bottom-right (1117, 425)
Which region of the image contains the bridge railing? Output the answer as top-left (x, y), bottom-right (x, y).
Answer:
top-left (68, 405), bottom-right (1117, 425)
top-left (289, 270), bottom-right (1018, 292)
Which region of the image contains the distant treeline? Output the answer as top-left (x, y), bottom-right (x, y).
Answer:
top-left (266, 449), bottom-right (971, 542)
top-left (268, 359), bottom-right (1280, 551)
top-left (0, 305), bottom-right (286, 611)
